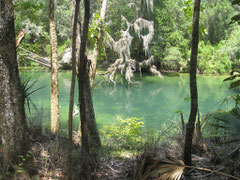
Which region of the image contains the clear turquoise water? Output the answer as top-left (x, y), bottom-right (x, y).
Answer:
top-left (20, 70), bottom-right (235, 130)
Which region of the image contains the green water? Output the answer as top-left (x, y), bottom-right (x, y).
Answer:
top-left (20, 70), bottom-right (235, 130)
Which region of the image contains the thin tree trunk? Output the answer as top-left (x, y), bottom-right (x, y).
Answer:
top-left (49, 0), bottom-right (59, 134)
top-left (0, 0), bottom-right (28, 168)
top-left (89, 0), bottom-right (107, 87)
top-left (66, 0), bottom-right (80, 179)
top-left (71, 0), bottom-right (81, 68)
top-left (184, 0), bottom-right (201, 166)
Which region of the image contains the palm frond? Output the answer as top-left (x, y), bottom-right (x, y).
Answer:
top-left (20, 77), bottom-right (45, 114)
top-left (134, 158), bottom-right (185, 180)
top-left (208, 107), bottom-right (240, 137)
top-left (134, 158), bottom-right (240, 180)
top-left (153, 159), bottom-right (185, 180)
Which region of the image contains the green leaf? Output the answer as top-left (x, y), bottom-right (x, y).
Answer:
top-left (175, 110), bottom-right (182, 113)
top-left (184, 96), bottom-right (190, 101)
top-left (230, 14), bottom-right (240, 24)
top-left (223, 75), bottom-right (236, 82)
top-left (17, 169), bottom-right (26, 173)
top-left (232, 0), bottom-right (240, 6)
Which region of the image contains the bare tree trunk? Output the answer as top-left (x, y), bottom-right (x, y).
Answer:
top-left (49, 0), bottom-right (59, 134)
top-left (89, 0), bottom-right (107, 87)
top-left (0, 0), bottom-right (28, 168)
top-left (66, 0), bottom-right (80, 179)
top-left (184, 0), bottom-right (201, 166)
top-left (77, 1), bottom-right (94, 178)
top-left (78, 0), bottom-right (91, 155)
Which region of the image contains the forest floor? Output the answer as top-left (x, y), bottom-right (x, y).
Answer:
top-left (2, 125), bottom-right (240, 180)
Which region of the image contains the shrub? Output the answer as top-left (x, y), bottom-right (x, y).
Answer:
top-left (198, 41), bottom-right (232, 74)
top-left (101, 116), bottom-right (144, 150)
top-left (162, 46), bottom-right (187, 71)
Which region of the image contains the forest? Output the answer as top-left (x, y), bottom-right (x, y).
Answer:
top-left (1, 0), bottom-right (240, 179)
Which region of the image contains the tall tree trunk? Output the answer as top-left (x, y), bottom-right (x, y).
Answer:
top-left (78, 0), bottom-right (91, 155)
top-left (49, 0), bottom-right (59, 134)
top-left (184, 0), bottom-right (201, 166)
top-left (0, 0), bottom-right (28, 168)
top-left (66, 0), bottom-right (80, 179)
top-left (89, 0), bottom-right (107, 87)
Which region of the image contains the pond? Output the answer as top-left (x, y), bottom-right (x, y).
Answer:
top-left (20, 70), bottom-right (235, 131)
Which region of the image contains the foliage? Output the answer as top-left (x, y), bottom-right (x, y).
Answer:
top-left (208, 106), bottom-right (240, 137)
top-left (20, 74), bottom-right (45, 116)
top-left (224, 70), bottom-right (240, 90)
top-left (153, 0), bottom-right (191, 64)
top-left (14, 0), bottom-right (240, 73)
top-left (101, 116), bottom-right (144, 150)
top-left (197, 42), bottom-right (232, 74)
top-left (88, 11), bottom-right (111, 61)
top-left (201, 0), bottom-right (235, 45)
top-left (162, 47), bottom-right (187, 72)
top-left (16, 151), bottom-right (33, 173)
top-left (230, 0), bottom-right (240, 25)
top-left (14, 0), bottom-right (71, 67)
top-left (207, 98), bottom-right (240, 140)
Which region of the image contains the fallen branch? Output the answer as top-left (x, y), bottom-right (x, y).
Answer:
top-left (18, 47), bottom-right (51, 68)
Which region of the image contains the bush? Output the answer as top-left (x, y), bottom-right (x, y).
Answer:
top-left (162, 46), bottom-right (188, 72)
top-left (101, 116), bottom-right (144, 150)
top-left (198, 41), bottom-right (232, 74)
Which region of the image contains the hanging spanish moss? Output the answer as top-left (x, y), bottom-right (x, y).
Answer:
top-left (101, 4), bottom-right (162, 87)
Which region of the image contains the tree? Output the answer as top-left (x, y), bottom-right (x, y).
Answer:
top-left (78, 0), bottom-right (92, 153)
top-left (66, 0), bottom-right (80, 179)
top-left (0, 0), bottom-right (28, 168)
top-left (49, 0), bottom-right (60, 134)
top-left (77, 0), bottom-right (101, 178)
top-left (184, 0), bottom-right (201, 166)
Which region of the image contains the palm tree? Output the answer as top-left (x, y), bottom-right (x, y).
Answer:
top-left (49, 0), bottom-right (60, 134)
top-left (184, 0), bottom-right (201, 166)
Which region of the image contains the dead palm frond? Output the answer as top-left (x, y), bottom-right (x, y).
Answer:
top-left (133, 157), bottom-right (240, 180)
top-left (153, 158), bottom-right (185, 180)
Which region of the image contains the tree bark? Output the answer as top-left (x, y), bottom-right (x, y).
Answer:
top-left (71, 0), bottom-right (81, 67)
top-left (66, 0), bottom-right (80, 179)
top-left (78, 0), bottom-right (91, 155)
top-left (0, 0), bottom-right (28, 168)
top-left (49, 0), bottom-right (60, 134)
top-left (89, 0), bottom-right (107, 87)
top-left (184, 0), bottom-right (201, 166)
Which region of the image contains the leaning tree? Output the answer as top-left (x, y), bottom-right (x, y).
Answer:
top-left (184, 0), bottom-right (201, 166)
